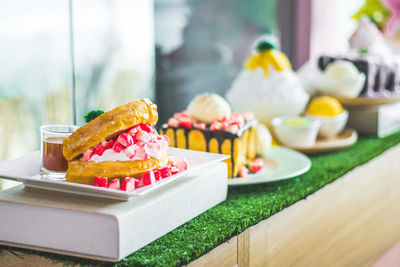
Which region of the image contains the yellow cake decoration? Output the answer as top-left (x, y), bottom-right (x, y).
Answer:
top-left (244, 41), bottom-right (292, 77)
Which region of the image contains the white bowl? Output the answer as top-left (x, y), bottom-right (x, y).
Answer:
top-left (271, 116), bottom-right (320, 148)
top-left (312, 73), bottom-right (366, 98)
top-left (305, 110), bottom-right (349, 139)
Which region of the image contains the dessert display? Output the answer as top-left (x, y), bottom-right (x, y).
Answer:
top-left (160, 93), bottom-right (267, 178)
top-left (226, 40), bottom-right (309, 123)
top-left (305, 96), bottom-right (349, 139)
top-left (62, 99), bottom-right (188, 191)
top-left (270, 117), bottom-right (320, 148)
top-left (303, 17), bottom-right (400, 99)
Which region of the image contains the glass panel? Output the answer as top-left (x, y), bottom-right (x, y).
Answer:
top-left (0, 0), bottom-right (72, 189)
top-left (154, 0), bottom-right (278, 123)
top-left (72, 0), bottom-right (155, 125)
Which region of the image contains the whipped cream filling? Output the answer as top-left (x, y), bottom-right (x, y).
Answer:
top-left (85, 124), bottom-right (169, 163)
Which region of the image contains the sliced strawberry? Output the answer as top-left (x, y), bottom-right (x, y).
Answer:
top-left (124, 145), bottom-right (136, 159)
top-left (139, 170), bottom-right (155, 186)
top-left (104, 139), bottom-right (114, 149)
top-left (179, 117), bottom-right (192, 129)
top-left (94, 142), bottom-right (106, 156)
top-left (159, 167), bottom-right (172, 179)
top-left (140, 123), bottom-right (154, 133)
top-left (193, 122), bottom-right (206, 130)
top-left (249, 158), bottom-right (264, 173)
top-left (112, 142), bottom-right (124, 153)
top-left (238, 166), bottom-right (249, 178)
top-left (167, 118), bottom-right (179, 127)
top-left (117, 132), bottom-right (133, 148)
top-left (83, 148), bottom-right (94, 162)
top-left (93, 176), bottom-right (108, 187)
top-left (120, 177), bottom-right (136, 192)
top-left (108, 178), bottom-right (120, 190)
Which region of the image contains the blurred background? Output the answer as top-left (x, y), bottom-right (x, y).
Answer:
top-left (0, 0), bottom-right (369, 187)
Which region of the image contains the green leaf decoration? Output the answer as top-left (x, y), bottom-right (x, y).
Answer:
top-left (84, 110), bottom-right (104, 123)
top-left (256, 40), bottom-right (276, 52)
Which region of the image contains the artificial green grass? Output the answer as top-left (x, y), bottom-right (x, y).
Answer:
top-left (2, 132), bottom-right (400, 266)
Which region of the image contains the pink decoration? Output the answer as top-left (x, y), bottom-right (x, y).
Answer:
top-left (383, 0), bottom-right (400, 35)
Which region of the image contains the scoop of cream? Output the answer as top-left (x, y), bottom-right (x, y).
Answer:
top-left (324, 60), bottom-right (359, 80)
top-left (187, 93), bottom-right (231, 123)
top-left (255, 123), bottom-right (271, 157)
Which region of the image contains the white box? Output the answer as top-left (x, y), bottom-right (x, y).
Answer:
top-left (0, 162), bottom-right (227, 262)
top-left (347, 102), bottom-right (400, 137)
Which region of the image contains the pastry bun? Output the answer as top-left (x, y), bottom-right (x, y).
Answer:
top-left (66, 154), bottom-right (168, 185)
top-left (63, 99), bottom-right (158, 161)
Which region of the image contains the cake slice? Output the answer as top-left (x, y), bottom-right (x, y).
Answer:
top-left (160, 93), bottom-right (259, 178)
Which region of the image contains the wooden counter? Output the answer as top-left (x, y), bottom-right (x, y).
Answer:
top-left (1, 145), bottom-right (400, 266)
top-left (188, 144), bottom-right (400, 267)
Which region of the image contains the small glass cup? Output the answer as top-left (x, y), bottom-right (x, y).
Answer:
top-left (40, 124), bottom-right (78, 180)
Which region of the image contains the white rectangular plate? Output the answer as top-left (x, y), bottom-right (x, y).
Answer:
top-left (0, 148), bottom-right (229, 201)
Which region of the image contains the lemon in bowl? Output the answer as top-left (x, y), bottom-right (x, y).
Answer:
top-left (305, 96), bottom-right (348, 139)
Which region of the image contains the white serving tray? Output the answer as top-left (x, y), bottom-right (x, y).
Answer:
top-left (0, 162), bottom-right (228, 261)
top-left (0, 148), bottom-right (229, 201)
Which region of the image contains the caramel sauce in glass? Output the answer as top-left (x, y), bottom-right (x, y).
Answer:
top-left (42, 137), bottom-right (68, 172)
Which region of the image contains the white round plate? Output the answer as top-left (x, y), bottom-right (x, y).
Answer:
top-left (228, 146), bottom-right (311, 186)
top-left (295, 128), bottom-right (357, 154)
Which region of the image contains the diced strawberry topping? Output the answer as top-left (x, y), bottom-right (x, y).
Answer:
top-left (227, 124), bottom-right (239, 133)
top-left (94, 142), bottom-right (106, 156)
top-left (249, 158), bottom-right (264, 173)
top-left (157, 135), bottom-right (170, 145)
top-left (167, 118), bottom-right (179, 128)
top-left (238, 166), bottom-right (249, 178)
top-left (112, 142), bottom-right (124, 153)
top-left (179, 117), bottom-right (192, 129)
top-left (158, 167), bottom-right (172, 179)
top-left (120, 177), bottom-right (136, 192)
top-left (104, 139), bottom-right (114, 149)
top-left (174, 158), bottom-right (188, 172)
top-left (139, 170), bottom-right (155, 186)
top-left (210, 121), bottom-right (223, 131)
top-left (140, 123), bottom-right (154, 133)
top-left (93, 176), bottom-right (108, 187)
top-left (83, 148), bottom-right (94, 162)
top-left (124, 145), bottom-right (136, 159)
top-left (135, 145), bottom-right (149, 161)
top-left (108, 178), bottom-right (120, 190)
top-left (135, 130), bottom-right (152, 143)
top-left (153, 169), bottom-right (161, 181)
top-left (117, 132), bottom-right (134, 148)
top-left (127, 126), bottom-right (139, 137)
top-left (170, 166), bottom-right (180, 175)
top-left (193, 122), bottom-right (206, 130)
